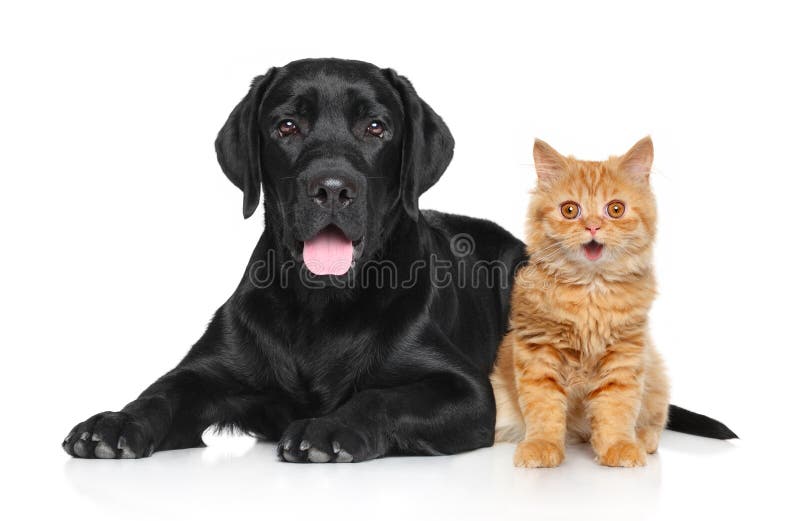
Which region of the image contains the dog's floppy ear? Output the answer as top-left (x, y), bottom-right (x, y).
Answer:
top-left (215, 69), bottom-right (278, 219)
top-left (383, 69), bottom-right (455, 221)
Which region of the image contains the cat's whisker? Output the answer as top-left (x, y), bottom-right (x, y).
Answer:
top-left (528, 241), bottom-right (567, 256)
top-left (528, 248), bottom-right (574, 267)
top-left (530, 248), bottom-right (568, 263)
top-left (527, 241), bottom-right (570, 263)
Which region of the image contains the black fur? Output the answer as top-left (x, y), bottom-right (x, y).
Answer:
top-left (667, 405), bottom-right (738, 439)
top-left (63, 58), bottom-right (734, 463)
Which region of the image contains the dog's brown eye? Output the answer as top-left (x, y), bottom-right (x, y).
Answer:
top-left (278, 119), bottom-right (298, 136)
top-left (367, 121), bottom-right (384, 137)
top-left (560, 201), bottom-right (580, 219)
top-left (606, 200), bottom-right (625, 218)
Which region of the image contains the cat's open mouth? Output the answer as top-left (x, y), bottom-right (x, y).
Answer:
top-left (582, 239), bottom-right (604, 261)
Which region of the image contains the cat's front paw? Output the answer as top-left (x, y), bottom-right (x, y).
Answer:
top-left (513, 439), bottom-right (564, 468)
top-left (597, 440), bottom-right (647, 467)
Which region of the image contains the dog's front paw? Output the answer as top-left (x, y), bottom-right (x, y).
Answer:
top-left (278, 418), bottom-right (376, 463)
top-left (62, 411), bottom-right (155, 459)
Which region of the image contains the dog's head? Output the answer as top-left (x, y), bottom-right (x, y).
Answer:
top-left (216, 58), bottom-right (453, 277)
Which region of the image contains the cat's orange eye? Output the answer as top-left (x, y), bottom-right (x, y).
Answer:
top-left (560, 201), bottom-right (581, 219)
top-left (606, 200), bottom-right (625, 218)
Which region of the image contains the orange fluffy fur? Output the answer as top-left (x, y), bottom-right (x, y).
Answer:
top-left (491, 137), bottom-right (669, 467)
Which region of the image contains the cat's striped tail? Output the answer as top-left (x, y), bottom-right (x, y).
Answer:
top-left (666, 404), bottom-right (738, 439)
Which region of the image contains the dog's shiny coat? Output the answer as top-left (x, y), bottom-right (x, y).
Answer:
top-left (62, 59), bottom-right (527, 462)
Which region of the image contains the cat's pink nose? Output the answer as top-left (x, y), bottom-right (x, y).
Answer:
top-left (586, 225), bottom-right (600, 236)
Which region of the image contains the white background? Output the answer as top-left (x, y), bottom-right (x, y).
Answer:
top-left (2, 1), bottom-right (798, 520)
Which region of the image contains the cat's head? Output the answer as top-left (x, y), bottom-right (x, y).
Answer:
top-left (526, 137), bottom-right (657, 279)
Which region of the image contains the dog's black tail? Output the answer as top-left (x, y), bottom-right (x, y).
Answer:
top-left (666, 404), bottom-right (738, 439)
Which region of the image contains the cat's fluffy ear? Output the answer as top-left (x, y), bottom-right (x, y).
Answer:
top-left (619, 136), bottom-right (654, 181)
top-left (533, 139), bottom-right (567, 183)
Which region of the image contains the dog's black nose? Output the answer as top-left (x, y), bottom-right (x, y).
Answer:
top-left (307, 175), bottom-right (358, 210)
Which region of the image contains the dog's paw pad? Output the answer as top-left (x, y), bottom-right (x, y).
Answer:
top-left (335, 450), bottom-right (353, 463)
top-left (94, 441), bottom-right (116, 459)
top-left (281, 450), bottom-right (300, 462)
top-left (73, 440), bottom-right (90, 458)
top-left (308, 448), bottom-right (331, 463)
top-left (117, 436), bottom-right (136, 459)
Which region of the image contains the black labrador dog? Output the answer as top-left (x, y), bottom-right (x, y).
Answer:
top-left (63, 58), bottom-right (734, 462)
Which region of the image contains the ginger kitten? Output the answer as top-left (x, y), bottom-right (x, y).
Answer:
top-left (492, 136), bottom-right (669, 467)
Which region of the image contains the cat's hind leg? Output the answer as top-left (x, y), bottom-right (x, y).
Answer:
top-left (492, 335), bottom-right (526, 443)
top-left (636, 347), bottom-right (670, 454)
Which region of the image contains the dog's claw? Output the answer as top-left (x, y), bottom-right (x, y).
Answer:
top-left (336, 450), bottom-right (353, 463)
top-left (120, 446), bottom-right (136, 458)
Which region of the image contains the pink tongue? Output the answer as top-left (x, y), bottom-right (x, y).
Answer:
top-left (583, 241), bottom-right (604, 261)
top-left (302, 228), bottom-right (354, 276)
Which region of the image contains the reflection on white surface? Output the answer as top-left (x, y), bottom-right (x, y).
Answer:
top-left (57, 431), bottom-right (746, 521)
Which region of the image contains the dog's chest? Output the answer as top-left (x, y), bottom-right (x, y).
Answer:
top-left (276, 327), bottom-right (375, 413)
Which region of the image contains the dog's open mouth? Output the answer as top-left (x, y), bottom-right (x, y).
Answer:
top-left (300, 225), bottom-right (364, 276)
top-left (582, 239), bottom-right (604, 261)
